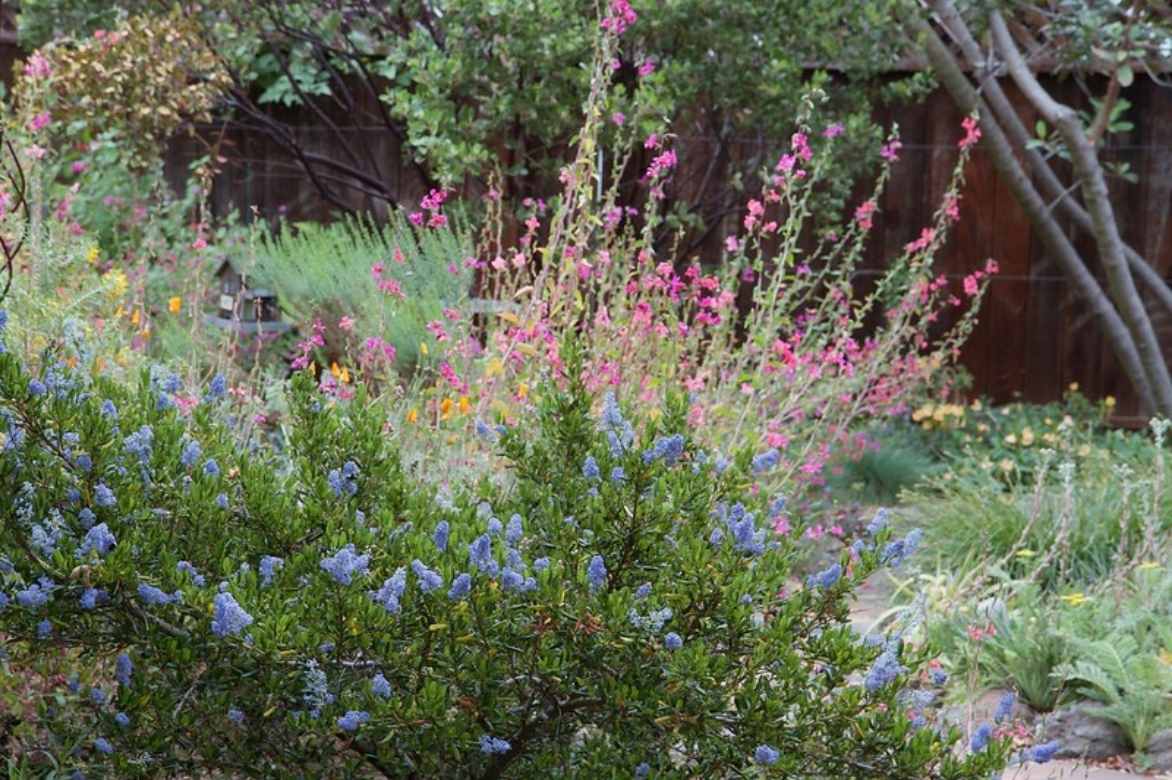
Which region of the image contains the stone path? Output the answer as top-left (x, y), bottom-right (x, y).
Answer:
top-left (1010, 759), bottom-right (1169, 779)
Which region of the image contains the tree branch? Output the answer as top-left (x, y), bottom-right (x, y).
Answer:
top-left (909, 13), bottom-right (1159, 411)
top-left (991, 10), bottom-right (1172, 415)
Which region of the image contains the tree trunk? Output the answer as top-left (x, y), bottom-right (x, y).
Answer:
top-left (989, 11), bottom-right (1172, 416)
top-left (907, 14), bottom-right (1161, 413)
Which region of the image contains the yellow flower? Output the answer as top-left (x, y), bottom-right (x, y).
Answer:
top-left (1104, 396), bottom-right (1116, 408)
top-left (485, 357), bottom-right (504, 378)
top-left (104, 269), bottom-right (128, 300)
top-left (1020, 428), bottom-right (1035, 446)
top-left (420, 342), bottom-right (429, 357)
top-left (86, 245), bottom-right (100, 264)
top-left (912, 405), bottom-right (933, 423)
top-left (517, 382), bottom-right (529, 400)
top-left (1060, 592), bottom-right (1087, 607)
top-left (457, 396), bottom-right (471, 415)
top-left (130, 309), bottom-right (141, 327)
top-left (330, 362), bottom-right (350, 384)
top-left (1015, 549), bottom-right (1036, 558)
top-left (406, 408), bottom-right (419, 424)
top-left (1004, 433), bottom-right (1017, 445)
top-left (440, 397), bottom-right (454, 419)
top-left (168, 296), bottom-right (182, 314)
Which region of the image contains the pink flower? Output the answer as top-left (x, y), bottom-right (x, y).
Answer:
top-left (338, 316), bottom-right (355, 331)
top-left (644, 133), bottom-right (660, 149)
top-left (963, 274), bottom-right (980, 297)
top-left (443, 307), bottom-right (461, 321)
top-left (959, 115), bottom-right (981, 150)
top-left (25, 145), bottom-right (47, 160)
top-left (772, 516), bottom-right (791, 536)
top-left (71, 160), bottom-right (89, 175)
top-left (428, 213), bottom-right (448, 228)
top-left (725, 236), bottom-right (740, 253)
top-left (637, 59), bottom-right (656, 77)
top-left (408, 212), bottom-right (424, 226)
top-left (378, 278), bottom-right (404, 298)
top-left (611, 112), bottom-right (626, 126)
top-left (880, 138), bottom-right (903, 162)
top-left (985, 258), bottom-right (1000, 275)
top-left (426, 320), bottom-right (450, 342)
top-left (27, 112), bottom-right (51, 133)
top-left (600, 0), bottom-right (638, 36)
top-left (822, 122), bottom-right (845, 139)
top-left (191, 236), bottom-right (208, 250)
top-left (804, 525), bottom-right (825, 541)
top-left (23, 53), bottom-right (52, 79)
top-left (371, 261), bottom-right (385, 278)
top-left (393, 247), bottom-right (406, 264)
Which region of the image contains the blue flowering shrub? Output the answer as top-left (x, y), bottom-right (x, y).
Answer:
top-left (0, 324), bottom-right (1021, 778)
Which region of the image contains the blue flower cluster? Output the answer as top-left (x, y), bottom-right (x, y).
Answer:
top-left (115, 652), bottom-right (133, 687)
top-left (372, 568), bottom-right (407, 614)
top-left (371, 673), bottom-right (392, 699)
top-left (259, 555), bottom-right (284, 587)
top-left (180, 439), bottom-right (202, 469)
top-left (176, 561), bottom-right (206, 587)
top-left (337, 710), bottom-right (370, 732)
top-left (664, 632), bottom-right (683, 650)
top-left (599, 392), bottom-right (634, 456)
top-left (411, 559), bottom-right (444, 593)
top-left (754, 744), bottom-right (780, 765)
top-left (643, 433), bottom-right (684, 466)
top-left (137, 583), bottom-right (179, 606)
top-left (447, 572), bottom-right (472, 601)
top-left (711, 502), bottom-right (766, 555)
top-left (123, 425), bottom-right (154, 465)
top-left (864, 647), bottom-right (906, 694)
top-left (806, 562), bottom-right (841, 590)
top-left (15, 577), bottom-right (54, 610)
top-left (587, 554), bottom-right (607, 592)
top-left (480, 735), bottom-right (511, 755)
top-left (582, 455), bottom-right (600, 481)
top-left (77, 523), bottom-right (116, 559)
top-left (751, 448), bottom-right (780, 474)
top-left (320, 544), bottom-right (370, 585)
top-left (211, 591), bottom-right (253, 637)
top-left (327, 461), bottom-right (360, 497)
top-left (880, 529), bottom-right (923, 568)
top-left (433, 521), bottom-right (450, 552)
top-left (468, 533), bottom-right (499, 576)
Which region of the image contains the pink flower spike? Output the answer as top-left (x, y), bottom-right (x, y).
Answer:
top-left (823, 122), bottom-right (845, 139)
top-left (338, 316), bottom-right (355, 331)
top-left (637, 59), bottom-right (656, 77)
top-left (611, 112), bottom-right (626, 126)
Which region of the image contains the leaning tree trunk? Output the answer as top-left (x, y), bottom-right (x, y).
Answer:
top-left (906, 14), bottom-right (1164, 414)
top-left (988, 11), bottom-right (1172, 417)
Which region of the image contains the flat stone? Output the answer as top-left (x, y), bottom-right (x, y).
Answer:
top-left (1148, 728), bottom-right (1172, 772)
top-left (1041, 703), bottom-right (1131, 760)
top-left (1008, 759), bottom-right (1154, 779)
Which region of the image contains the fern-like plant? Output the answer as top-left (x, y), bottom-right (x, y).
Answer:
top-left (1054, 634), bottom-right (1172, 753)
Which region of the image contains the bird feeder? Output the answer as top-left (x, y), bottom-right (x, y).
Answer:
top-left (206, 258), bottom-right (291, 335)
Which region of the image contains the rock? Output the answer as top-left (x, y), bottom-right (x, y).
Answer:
top-left (1041, 702), bottom-right (1130, 760)
top-left (1147, 728), bottom-right (1172, 772)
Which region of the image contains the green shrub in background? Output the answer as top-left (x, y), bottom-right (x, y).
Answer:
top-left (0, 319), bottom-right (1036, 778)
top-left (247, 212), bottom-right (475, 377)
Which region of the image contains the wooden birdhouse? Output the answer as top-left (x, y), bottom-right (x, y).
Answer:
top-left (207, 259), bottom-right (290, 335)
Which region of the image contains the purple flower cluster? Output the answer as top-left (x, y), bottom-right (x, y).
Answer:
top-left (77, 523), bottom-right (116, 559)
top-left (411, 559), bottom-right (444, 593)
top-left (643, 433), bottom-right (684, 465)
top-left (320, 544), bottom-right (370, 585)
top-left (372, 568), bottom-right (407, 614)
top-left (211, 591), bottom-right (253, 637)
top-left (327, 461), bottom-right (359, 497)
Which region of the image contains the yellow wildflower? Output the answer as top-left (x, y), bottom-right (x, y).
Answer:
top-left (458, 396), bottom-right (471, 415)
top-left (1014, 549), bottom-right (1036, 558)
top-left (485, 357), bottom-right (504, 378)
top-left (1105, 396), bottom-right (1116, 408)
top-left (440, 397), bottom-right (454, 419)
top-left (86, 245), bottom-right (100, 264)
top-left (168, 296), bottom-right (182, 314)
top-left (420, 342), bottom-right (429, 357)
top-left (130, 309), bottom-right (141, 327)
top-left (912, 404), bottom-right (933, 423)
top-left (406, 408), bottom-right (419, 424)
top-left (1060, 592), bottom-right (1087, 607)
top-left (104, 269), bottom-right (128, 300)
top-left (330, 362), bottom-right (350, 384)
top-left (517, 382), bottom-right (529, 400)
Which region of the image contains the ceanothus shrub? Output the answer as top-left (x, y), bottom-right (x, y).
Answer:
top-left (0, 323), bottom-right (1015, 778)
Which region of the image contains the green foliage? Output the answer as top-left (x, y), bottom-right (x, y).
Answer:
top-left (247, 212), bottom-right (475, 374)
top-left (0, 319), bottom-right (1011, 778)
